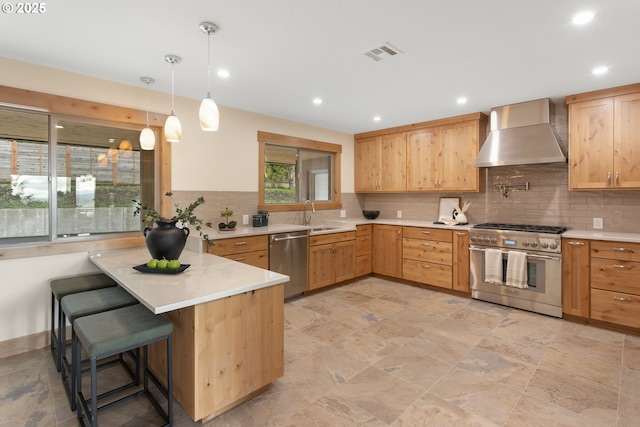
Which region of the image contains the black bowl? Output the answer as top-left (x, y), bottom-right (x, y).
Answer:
top-left (362, 210), bottom-right (380, 220)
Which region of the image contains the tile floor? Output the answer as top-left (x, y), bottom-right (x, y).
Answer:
top-left (2, 276), bottom-right (640, 426)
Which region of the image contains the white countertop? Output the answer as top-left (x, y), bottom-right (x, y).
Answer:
top-left (89, 248), bottom-right (290, 314)
top-left (562, 229), bottom-right (640, 243)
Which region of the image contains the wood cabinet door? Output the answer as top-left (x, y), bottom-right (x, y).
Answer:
top-left (407, 127), bottom-right (439, 191)
top-left (334, 240), bottom-right (356, 283)
top-left (372, 225), bottom-right (403, 278)
top-left (452, 231), bottom-right (470, 292)
top-left (354, 137), bottom-right (380, 192)
top-left (440, 121), bottom-right (479, 191)
top-left (569, 98), bottom-right (614, 189)
top-left (562, 238), bottom-right (590, 318)
top-left (308, 243), bottom-right (335, 290)
top-left (614, 92), bottom-right (640, 188)
top-left (379, 133), bottom-right (407, 191)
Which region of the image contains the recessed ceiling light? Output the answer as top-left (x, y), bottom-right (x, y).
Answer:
top-left (373, 116), bottom-right (381, 122)
top-left (592, 66), bottom-right (609, 75)
top-left (217, 69), bottom-right (230, 78)
top-left (457, 97), bottom-right (468, 105)
top-left (312, 98), bottom-right (322, 105)
top-left (572, 11), bottom-right (594, 25)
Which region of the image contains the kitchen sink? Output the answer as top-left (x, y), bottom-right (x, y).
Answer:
top-left (310, 226), bottom-right (339, 232)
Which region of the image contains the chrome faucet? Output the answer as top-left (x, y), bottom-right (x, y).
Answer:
top-left (303, 200), bottom-right (315, 226)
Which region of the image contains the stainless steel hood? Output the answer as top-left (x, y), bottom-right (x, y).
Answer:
top-left (474, 98), bottom-right (567, 167)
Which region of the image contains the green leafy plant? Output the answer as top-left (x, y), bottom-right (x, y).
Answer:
top-left (133, 192), bottom-right (213, 242)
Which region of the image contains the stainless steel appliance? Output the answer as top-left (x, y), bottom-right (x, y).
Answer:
top-left (269, 231), bottom-right (308, 299)
top-left (469, 223), bottom-right (567, 317)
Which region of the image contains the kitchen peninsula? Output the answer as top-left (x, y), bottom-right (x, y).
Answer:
top-left (89, 247), bottom-right (289, 422)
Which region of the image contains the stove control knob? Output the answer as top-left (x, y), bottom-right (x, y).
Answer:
top-left (541, 242), bottom-right (549, 249)
top-left (470, 236), bottom-right (477, 242)
top-left (550, 242), bottom-right (558, 250)
top-left (491, 238), bottom-right (498, 244)
top-left (522, 241), bottom-right (530, 247)
top-left (530, 242), bottom-right (538, 248)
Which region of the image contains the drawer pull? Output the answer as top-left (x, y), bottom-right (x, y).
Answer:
top-left (613, 264), bottom-right (632, 270)
top-left (234, 257), bottom-right (247, 262)
top-left (614, 247), bottom-right (634, 253)
top-left (234, 242), bottom-right (248, 246)
top-left (455, 232), bottom-right (466, 236)
top-left (422, 264), bottom-right (430, 268)
top-left (422, 243), bottom-right (431, 247)
top-left (422, 231), bottom-right (431, 234)
top-left (568, 241), bottom-right (584, 246)
top-left (613, 296), bottom-right (632, 303)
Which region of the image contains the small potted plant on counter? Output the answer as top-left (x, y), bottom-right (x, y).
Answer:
top-left (219, 207), bottom-right (237, 231)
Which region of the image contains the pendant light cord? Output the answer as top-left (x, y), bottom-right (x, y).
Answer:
top-left (207, 31), bottom-right (212, 98)
top-left (145, 81), bottom-right (150, 126)
top-left (170, 61), bottom-right (176, 115)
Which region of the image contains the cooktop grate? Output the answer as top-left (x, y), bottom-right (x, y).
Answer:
top-left (473, 223), bottom-right (567, 234)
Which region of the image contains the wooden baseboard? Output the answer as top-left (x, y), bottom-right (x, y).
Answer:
top-left (0, 330), bottom-right (49, 359)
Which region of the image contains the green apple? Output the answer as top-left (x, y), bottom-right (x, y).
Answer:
top-left (146, 258), bottom-right (158, 268)
top-left (167, 259), bottom-right (181, 269)
top-left (156, 259), bottom-right (168, 269)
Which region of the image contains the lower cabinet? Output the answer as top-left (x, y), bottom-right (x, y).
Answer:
top-left (452, 231), bottom-right (470, 292)
top-left (562, 238), bottom-right (590, 318)
top-left (355, 224), bottom-right (372, 277)
top-left (372, 224), bottom-right (403, 278)
top-left (308, 231), bottom-right (356, 290)
top-left (402, 227), bottom-right (453, 289)
top-left (205, 235), bottom-right (269, 269)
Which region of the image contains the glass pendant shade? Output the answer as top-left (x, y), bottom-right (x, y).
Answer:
top-left (164, 114), bottom-right (182, 143)
top-left (199, 96), bottom-right (219, 131)
top-left (140, 127), bottom-right (156, 150)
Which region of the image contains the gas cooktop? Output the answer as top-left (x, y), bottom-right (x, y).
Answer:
top-left (473, 223), bottom-right (567, 234)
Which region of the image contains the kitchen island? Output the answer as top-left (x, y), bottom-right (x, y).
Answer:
top-left (89, 247), bottom-right (289, 422)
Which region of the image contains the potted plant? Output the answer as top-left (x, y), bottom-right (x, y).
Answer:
top-left (133, 192), bottom-right (212, 260)
top-left (218, 207), bottom-right (237, 231)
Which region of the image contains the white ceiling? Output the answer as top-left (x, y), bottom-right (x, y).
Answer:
top-left (2, 0), bottom-right (639, 134)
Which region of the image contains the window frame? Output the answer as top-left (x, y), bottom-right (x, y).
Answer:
top-left (258, 131), bottom-right (342, 212)
top-left (0, 85), bottom-right (169, 258)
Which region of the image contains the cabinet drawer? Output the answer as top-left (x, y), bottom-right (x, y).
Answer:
top-left (309, 231), bottom-right (356, 246)
top-left (223, 250), bottom-right (269, 269)
top-left (356, 224), bottom-right (372, 237)
top-left (403, 227), bottom-right (452, 242)
top-left (356, 255), bottom-right (372, 276)
top-left (207, 235), bottom-right (268, 256)
top-left (591, 258), bottom-right (640, 294)
top-left (591, 241), bottom-right (640, 262)
top-left (591, 288), bottom-right (640, 329)
top-left (403, 238), bottom-right (452, 265)
top-left (403, 259), bottom-right (452, 289)
top-left (356, 235), bottom-right (372, 256)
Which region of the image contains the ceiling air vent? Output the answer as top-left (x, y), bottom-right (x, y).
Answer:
top-left (363, 42), bottom-right (403, 61)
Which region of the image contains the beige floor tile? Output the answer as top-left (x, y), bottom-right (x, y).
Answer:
top-left (332, 329), bottom-right (400, 365)
top-left (477, 333), bottom-right (549, 365)
top-left (281, 395), bottom-right (387, 427)
top-left (374, 340), bottom-right (452, 388)
top-left (540, 346), bottom-right (621, 388)
top-left (288, 346), bottom-right (368, 390)
top-left (455, 347), bottom-right (537, 391)
top-left (505, 393), bottom-right (610, 427)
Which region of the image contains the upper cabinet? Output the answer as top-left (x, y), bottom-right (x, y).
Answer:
top-left (567, 83), bottom-right (640, 190)
top-left (355, 113), bottom-right (487, 193)
top-left (355, 133), bottom-right (406, 192)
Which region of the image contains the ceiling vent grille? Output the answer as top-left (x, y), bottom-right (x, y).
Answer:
top-left (363, 42), bottom-right (403, 61)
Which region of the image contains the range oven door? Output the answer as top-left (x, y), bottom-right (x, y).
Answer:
top-left (469, 246), bottom-right (562, 317)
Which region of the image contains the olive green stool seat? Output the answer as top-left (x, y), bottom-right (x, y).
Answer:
top-left (60, 287), bottom-right (139, 410)
top-left (50, 273), bottom-right (117, 372)
top-left (74, 304), bottom-right (173, 427)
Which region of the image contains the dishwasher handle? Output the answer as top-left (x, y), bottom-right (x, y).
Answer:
top-left (271, 234), bottom-right (308, 243)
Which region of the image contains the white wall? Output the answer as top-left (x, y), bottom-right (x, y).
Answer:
top-left (0, 57), bottom-right (354, 343)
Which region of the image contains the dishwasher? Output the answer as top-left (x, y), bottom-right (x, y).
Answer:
top-left (269, 231), bottom-right (308, 299)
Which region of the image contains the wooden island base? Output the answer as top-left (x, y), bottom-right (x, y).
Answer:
top-left (148, 284), bottom-right (285, 422)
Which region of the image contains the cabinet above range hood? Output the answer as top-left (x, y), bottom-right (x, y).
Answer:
top-left (473, 98), bottom-right (567, 167)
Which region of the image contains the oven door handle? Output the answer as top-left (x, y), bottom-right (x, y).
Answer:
top-left (469, 247), bottom-right (560, 261)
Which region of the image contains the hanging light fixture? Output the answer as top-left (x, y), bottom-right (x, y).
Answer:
top-left (199, 21), bottom-right (220, 131)
top-left (139, 76), bottom-right (156, 150)
top-left (163, 55), bottom-right (182, 142)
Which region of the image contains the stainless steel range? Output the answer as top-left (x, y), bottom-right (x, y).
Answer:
top-left (469, 223), bottom-right (567, 318)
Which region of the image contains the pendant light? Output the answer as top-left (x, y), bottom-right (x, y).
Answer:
top-left (139, 76), bottom-right (156, 150)
top-left (199, 21), bottom-right (220, 131)
top-left (163, 55), bottom-right (182, 143)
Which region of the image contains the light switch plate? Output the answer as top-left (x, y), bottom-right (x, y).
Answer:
top-left (397, 210), bottom-right (402, 218)
top-left (242, 214), bottom-right (249, 225)
top-left (593, 217), bottom-right (603, 229)
top-left (340, 210), bottom-right (346, 218)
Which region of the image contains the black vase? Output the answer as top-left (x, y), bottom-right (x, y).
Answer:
top-left (143, 220), bottom-right (190, 260)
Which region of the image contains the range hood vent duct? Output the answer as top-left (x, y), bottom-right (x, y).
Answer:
top-left (474, 98), bottom-right (567, 167)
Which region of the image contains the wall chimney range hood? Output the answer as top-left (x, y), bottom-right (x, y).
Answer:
top-left (473, 98), bottom-right (567, 167)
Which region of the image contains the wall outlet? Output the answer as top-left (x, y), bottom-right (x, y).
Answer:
top-left (397, 210), bottom-right (402, 219)
top-left (593, 217), bottom-right (603, 229)
top-left (242, 214), bottom-right (249, 225)
top-left (340, 210), bottom-right (346, 218)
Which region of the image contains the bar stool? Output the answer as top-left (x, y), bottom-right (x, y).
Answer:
top-left (73, 304), bottom-right (173, 427)
top-left (60, 287), bottom-right (139, 410)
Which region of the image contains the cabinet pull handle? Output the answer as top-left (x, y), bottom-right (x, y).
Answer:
top-left (455, 232), bottom-right (466, 236)
top-left (422, 230), bottom-right (431, 234)
top-left (607, 171), bottom-right (611, 185)
top-left (234, 242), bottom-right (248, 246)
top-left (613, 264), bottom-right (632, 269)
top-left (614, 248), bottom-right (634, 253)
top-left (234, 257), bottom-right (247, 262)
top-left (398, 230), bottom-right (401, 238)
top-left (613, 296), bottom-right (632, 303)
top-left (568, 241), bottom-right (584, 246)
top-left (422, 242), bottom-right (431, 246)
top-left (422, 264), bottom-right (430, 268)
top-left (616, 171), bottom-right (620, 185)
